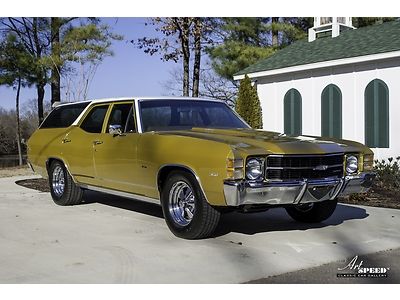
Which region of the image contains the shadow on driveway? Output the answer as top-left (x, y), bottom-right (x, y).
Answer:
top-left (82, 190), bottom-right (164, 219)
top-left (213, 204), bottom-right (368, 237)
top-left (81, 191), bottom-right (368, 237)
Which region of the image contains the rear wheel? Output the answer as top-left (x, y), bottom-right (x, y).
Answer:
top-left (49, 160), bottom-right (83, 206)
top-left (161, 171), bottom-right (220, 239)
top-left (285, 199), bottom-right (338, 223)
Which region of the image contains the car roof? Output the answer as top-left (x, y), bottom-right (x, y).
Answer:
top-left (55, 96), bottom-right (221, 107)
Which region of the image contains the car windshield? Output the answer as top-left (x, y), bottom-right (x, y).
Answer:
top-left (139, 100), bottom-right (250, 132)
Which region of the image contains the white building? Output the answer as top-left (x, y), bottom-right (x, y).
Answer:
top-left (234, 18), bottom-right (400, 160)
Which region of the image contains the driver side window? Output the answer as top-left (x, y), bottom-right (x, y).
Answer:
top-left (107, 103), bottom-right (136, 133)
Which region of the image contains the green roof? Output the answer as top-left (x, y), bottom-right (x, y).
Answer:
top-left (235, 20), bottom-right (400, 76)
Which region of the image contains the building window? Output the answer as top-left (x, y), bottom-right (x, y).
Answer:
top-left (321, 84), bottom-right (342, 139)
top-left (284, 89), bottom-right (302, 136)
top-left (365, 79), bottom-right (389, 148)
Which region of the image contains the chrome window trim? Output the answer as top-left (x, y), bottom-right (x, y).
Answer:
top-left (136, 98), bottom-right (251, 134)
top-left (135, 98), bottom-right (144, 133)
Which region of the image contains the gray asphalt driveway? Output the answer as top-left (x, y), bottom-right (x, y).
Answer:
top-left (0, 175), bottom-right (399, 283)
top-left (247, 248), bottom-right (400, 283)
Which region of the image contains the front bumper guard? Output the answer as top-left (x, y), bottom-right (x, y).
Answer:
top-left (223, 172), bottom-right (375, 207)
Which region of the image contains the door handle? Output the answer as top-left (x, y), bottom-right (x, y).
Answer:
top-left (93, 140), bottom-right (103, 145)
top-left (62, 138), bottom-right (71, 144)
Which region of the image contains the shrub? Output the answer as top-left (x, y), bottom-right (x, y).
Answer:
top-left (373, 156), bottom-right (400, 191)
top-left (235, 75), bottom-right (263, 129)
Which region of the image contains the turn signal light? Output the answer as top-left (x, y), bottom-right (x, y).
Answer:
top-left (226, 158), bottom-right (244, 180)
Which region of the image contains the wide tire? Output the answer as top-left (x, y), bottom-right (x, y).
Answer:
top-left (285, 199), bottom-right (338, 223)
top-left (161, 171), bottom-right (220, 239)
top-left (49, 161), bottom-right (83, 206)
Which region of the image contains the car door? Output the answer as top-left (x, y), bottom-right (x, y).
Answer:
top-left (93, 101), bottom-right (140, 194)
top-left (63, 104), bottom-right (110, 186)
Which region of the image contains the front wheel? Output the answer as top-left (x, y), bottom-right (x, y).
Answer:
top-left (285, 199), bottom-right (338, 223)
top-left (49, 160), bottom-right (83, 206)
top-left (160, 171), bottom-right (220, 239)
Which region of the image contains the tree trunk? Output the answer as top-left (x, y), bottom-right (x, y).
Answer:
top-left (272, 17), bottom-right (279, 47)
top-left (16, 77), bottom-right (23, 166)
top-left (32, 18), bottom-right (46, 125)
top-left (181, 18), bottom-right (190, 97)
top-left (192, 19), bottom-right (202, 98)
top-left (51, 17), bottom-right (61, 104)
top-left (37, 82), bottom-right (45, 125)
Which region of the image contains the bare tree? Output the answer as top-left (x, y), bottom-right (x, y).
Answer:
top-left (135, 17), bottom-right (213, 97)
top-left (63, 60), bottom-right (99, 102)
top-left (162, 64), bottom-right (237, 106)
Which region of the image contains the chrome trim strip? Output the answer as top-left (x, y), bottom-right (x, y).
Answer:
top-left (27, 161), bottom-right (35, 172)
top-left (294, 180), bottom-right (308, 204)
top-left (79, 184), bottom-right (160, 205)
top-left (266, 163), bottom-right (343, 170)
top-left (329, 178), bottom-right (344, 200)
top-left (263, 177), bottom-right (341, 185)
top-left (267, 153), bottom-right (345, 158)
top-left (73, 174), bottom-right (95, 179)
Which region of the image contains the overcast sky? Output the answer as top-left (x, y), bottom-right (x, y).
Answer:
top-left (0, 17), bottom-right (178, 110)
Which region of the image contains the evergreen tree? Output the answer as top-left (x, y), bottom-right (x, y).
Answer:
top-left (1, 18), bottom-right (120, 124)
top-left (235, 75), bottom-right (262, 129)
top-left (207, 18), bottom-right (310, 82)
top-left (0, 34), bottom-right (35, 165)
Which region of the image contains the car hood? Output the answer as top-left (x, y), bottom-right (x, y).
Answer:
top-left (157, 128), bottom-right (372, 155)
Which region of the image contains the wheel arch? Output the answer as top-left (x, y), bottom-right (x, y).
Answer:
top-left (46, 157), bottom-right (77, 183)
top-left (157, 164), bottom-right (209, 203)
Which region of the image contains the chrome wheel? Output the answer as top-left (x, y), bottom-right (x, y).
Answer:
top-left (52, 165), bottom-right (65, 197)
top-left (168, 181), bottom-right (196, 227)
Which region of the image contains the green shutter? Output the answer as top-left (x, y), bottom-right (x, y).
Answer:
top-left (284, 89), bottom-right (302, 135)
top-left (365, 79), bottom-right (389, 148)
top-left (321, 84), bottom-right (342, 138)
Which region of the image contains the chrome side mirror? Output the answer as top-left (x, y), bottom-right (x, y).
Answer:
top-left (109, 124), bottom-right (123, 136)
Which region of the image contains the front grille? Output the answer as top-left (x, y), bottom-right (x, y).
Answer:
top-left (266, 154), bottom-right (344, 181)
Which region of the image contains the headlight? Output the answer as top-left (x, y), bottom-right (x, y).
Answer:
top-left (346, 155), bottom-right (358, 174)
top-left (246, 158), bottom-right (264, 180)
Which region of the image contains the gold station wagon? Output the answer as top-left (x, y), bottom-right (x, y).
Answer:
top-left (27, 97), bottom-right (376, 239)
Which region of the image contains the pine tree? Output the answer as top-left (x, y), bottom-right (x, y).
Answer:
top-left (0, 34), bottom-right (35, 165)
top-left (235, 75), bottom-right (262, 129)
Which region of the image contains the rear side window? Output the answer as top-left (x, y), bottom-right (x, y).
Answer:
top-left (40, 102), bottom-right (89, 128)
top-left (80, 105), bottom-right (109, 133)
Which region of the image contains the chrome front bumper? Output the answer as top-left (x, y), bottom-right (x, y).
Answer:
top-left (223, 172), bottom-right (375, 207)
